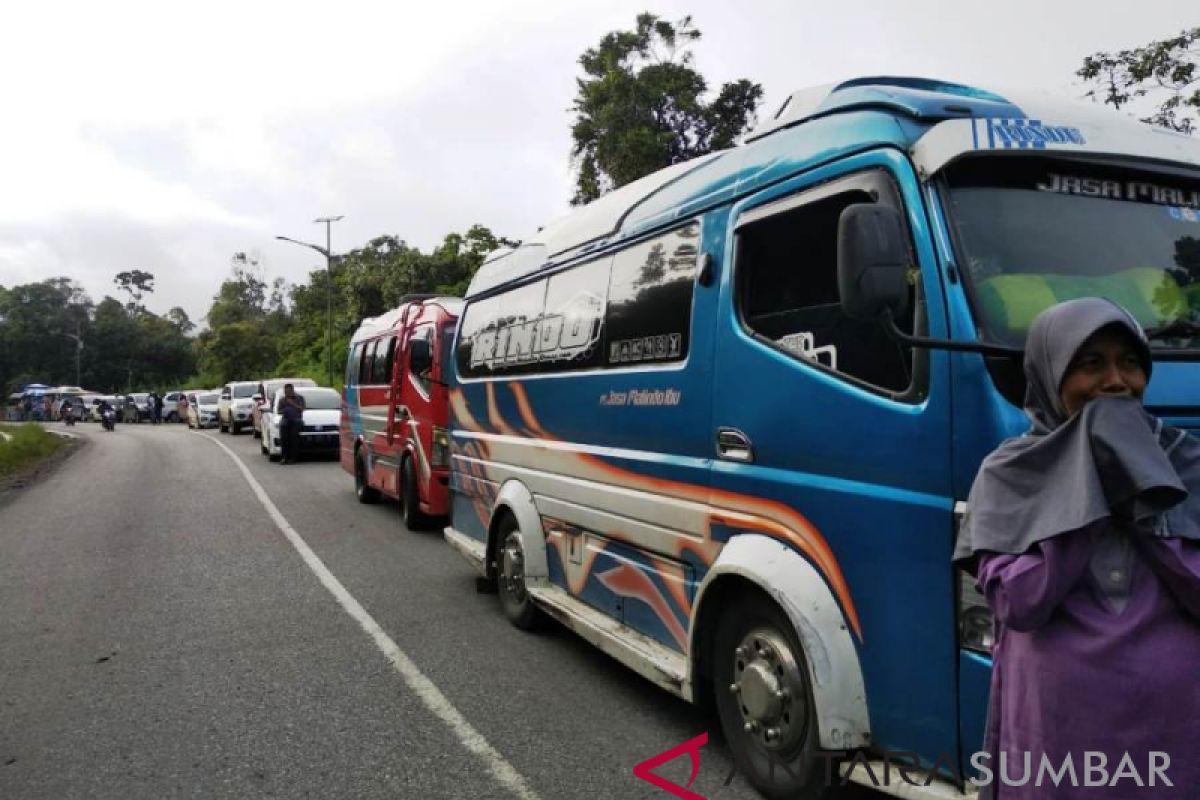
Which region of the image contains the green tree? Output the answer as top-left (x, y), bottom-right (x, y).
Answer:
top-left (570, 12), bottom-right (763, 204)
top-left (196, 255), bottom-right (284, 384)
top-left (88, 297), bottom-right (138, 392)
top-left (1079, 27), bottom-right (1199, 133)
top-left (113, 269), bottom-right (156, 314)
top-left (165, 307), bottom-right (195, 334)
top-left (0, 278), bottom-right (91, 391)
top-left (196, 321), bottom-right (277, 385)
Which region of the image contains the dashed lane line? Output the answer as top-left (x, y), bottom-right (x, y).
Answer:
top-left (196, 432), bottom-right (541, 800)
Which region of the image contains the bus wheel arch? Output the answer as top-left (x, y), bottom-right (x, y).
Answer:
top-left (691, 534), bottom-right (870, 753)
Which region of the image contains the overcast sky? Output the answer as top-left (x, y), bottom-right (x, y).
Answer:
top-left (0, 0), bottom-right (1193, 323)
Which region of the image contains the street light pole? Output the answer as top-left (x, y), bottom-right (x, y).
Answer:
top-left (275, 214), bottom-right (343, 386)
top-left (314, 216), bottom-right (344, 387)
top-left (56, 331), bottom-right (83, 387)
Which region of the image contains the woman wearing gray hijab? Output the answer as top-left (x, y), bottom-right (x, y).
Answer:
top-left (956, 297), bottom-right (1200, 799)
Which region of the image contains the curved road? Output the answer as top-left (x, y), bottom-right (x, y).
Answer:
top-left (0, 422), bottom-right (881, 799)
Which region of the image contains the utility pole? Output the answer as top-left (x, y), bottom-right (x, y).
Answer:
top-left (276, 215), bottom-right (344, 386)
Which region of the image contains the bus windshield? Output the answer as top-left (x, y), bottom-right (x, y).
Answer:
top-left (943, 157), bottom-right (1200, 349)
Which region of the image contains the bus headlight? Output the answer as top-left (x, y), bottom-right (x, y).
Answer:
top-left (432, 427), bottom-right (450, 468)
top-left (955, 501), bottom-right (993, 653)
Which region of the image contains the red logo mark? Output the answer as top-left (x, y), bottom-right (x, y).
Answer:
top-left (633, 733), bottom-right (709, 800)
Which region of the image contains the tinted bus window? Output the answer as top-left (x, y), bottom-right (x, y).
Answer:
top-left (374, 336), bottom-right (396, 384)
top-left (347, 343), bottom-right (363, 385)
top-left (540, 258), bottom-right (608, 373)
top-left (361, 339), bottom-right (377, 384)
top-left (439, 320), bottom-right (457, 385)
top-left (411, 326), bottom-right (435, 395)
top-left (605, 222), bottom-right (698, 367)
top-left (457, 279), bottom-right (548, 379)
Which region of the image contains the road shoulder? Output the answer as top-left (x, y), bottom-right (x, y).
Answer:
top-left (0, 427), bottom-right (84, 512)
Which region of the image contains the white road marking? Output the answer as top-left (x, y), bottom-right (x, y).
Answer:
top-left (196, 432), bottom-right (540, 800)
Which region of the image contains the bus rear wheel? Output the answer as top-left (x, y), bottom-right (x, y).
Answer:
top-left (713, 595), bottom-right (826, 800)
top-left (401, 458), bottom-right (434, 531)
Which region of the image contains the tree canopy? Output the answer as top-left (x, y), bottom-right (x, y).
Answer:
top-left (113, 269), bottom-right (156, 314)
top-left (0, 276), bottom-right (195, 394)
top-left (570, 13), bottom-right (763, 204)
top-left (193, 224), bottom-right (513, 389)
top-left (1079, 27), bottom-right (1199, 133)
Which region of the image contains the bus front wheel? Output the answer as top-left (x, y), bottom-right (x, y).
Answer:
top-left (496, 515), bottom-right (540, 630)
top-left (355, 449), bottom-right (380, 504)
top-left (713, 595), bottom-right (827, 800)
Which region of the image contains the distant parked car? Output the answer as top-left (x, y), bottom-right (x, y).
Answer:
top-left (88, 395), bottom-right (123, 422)
top-left (252, 378), bottom-right (316, 438)
top-left (123, 393), bottom-right (151, 423)
top-left (218, 381), bottom-right (260, 434)
top-left (186, 391), bottom-right (220, 429)
top-left (261, 386), bottom-right (342, 461)
top-left (160, 391), bottom-right (187, 422)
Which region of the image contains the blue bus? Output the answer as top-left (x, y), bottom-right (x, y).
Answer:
top-left (443, 77), bottom-right (1200, 798)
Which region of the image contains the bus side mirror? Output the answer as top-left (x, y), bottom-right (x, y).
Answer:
top-left (837, 204), bottom-right (911, 323)
top-left (409, 339), bottom-right (433, 374)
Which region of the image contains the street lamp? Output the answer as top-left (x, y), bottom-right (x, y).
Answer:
top-left (275, 214), bottom-right (343, 386)
top-left (55, 332), bottom-right (83, 387)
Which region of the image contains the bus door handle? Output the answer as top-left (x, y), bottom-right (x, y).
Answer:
top-left (716, 428), bottom-right (753, 463)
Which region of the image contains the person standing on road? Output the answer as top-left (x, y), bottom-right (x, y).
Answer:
top-left (153, 392), bottom-right (164, 425)
top-left (955, 298), bottom-right (1200, 799)
top-left (278, 383), bottom-right (306, 465)
top-left (177, 392), bottom-right (188, 425)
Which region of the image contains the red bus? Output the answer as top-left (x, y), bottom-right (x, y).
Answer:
top-left (341, 295), bottom-right (463, 529)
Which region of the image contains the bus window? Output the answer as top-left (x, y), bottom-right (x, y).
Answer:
top-left (373, 336), bottom-right (396, 385)
top-left (410, 327), bottom-right (434, 395)
top-left (346, 343), bottom-right (363, 385)
top-left (361, 339), bottom-right (378, 385)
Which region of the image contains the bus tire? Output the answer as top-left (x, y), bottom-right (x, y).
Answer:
top-left (401, 458), bottom-right (434, 531)
top-left (355, 449), bottom-right (380, 504)
top-left (713, 594), bottom-right (826, 800)
top-left (496, 514), bottom-right (540, 630)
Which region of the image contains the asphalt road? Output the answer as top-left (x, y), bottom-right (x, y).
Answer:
top-left (0, 422), bottom-right (881, 800)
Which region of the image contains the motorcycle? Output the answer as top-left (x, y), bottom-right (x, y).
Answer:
top-left (101, 407), bottom-right (116, 432)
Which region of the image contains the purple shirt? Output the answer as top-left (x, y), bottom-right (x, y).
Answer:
top-left (976, 526), bottom-right (1200, 798)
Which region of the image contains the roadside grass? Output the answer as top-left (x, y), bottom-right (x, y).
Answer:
top-left (0, 423), bottom-right (66, 477)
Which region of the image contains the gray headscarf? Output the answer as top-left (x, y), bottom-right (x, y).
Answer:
top-left (954, 297), bottom-right (1200, 564)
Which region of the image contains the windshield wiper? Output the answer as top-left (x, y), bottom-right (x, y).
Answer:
top-left (1146, 320), bottom-right (1200, 341)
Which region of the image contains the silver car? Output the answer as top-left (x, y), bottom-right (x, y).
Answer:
top-left (186, 391), bottom-right (221, 429)
top-left (218, 381), bottom-right (260, 435)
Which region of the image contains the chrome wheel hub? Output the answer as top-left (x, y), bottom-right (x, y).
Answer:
top-left (729, 627), bottom-right (806, 751)
top-left (500, 533), bottom-right (526, 602)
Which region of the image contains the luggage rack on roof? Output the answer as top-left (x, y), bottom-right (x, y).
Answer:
top-left (744, 76), bottom-right (1021, 143)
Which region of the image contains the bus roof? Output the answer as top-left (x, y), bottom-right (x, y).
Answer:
top-left (350, 296), bottom-right (465, 344)
top-left (466, 76), bottom-right (1200, 300)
